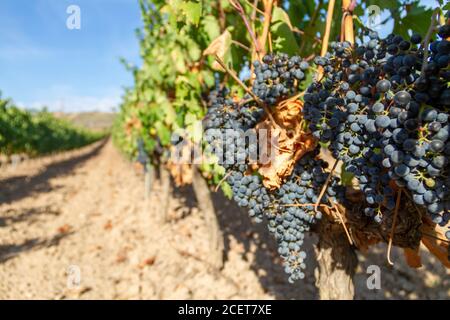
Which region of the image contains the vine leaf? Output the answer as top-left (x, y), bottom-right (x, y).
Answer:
top-left (154, 121), bottom-right (171, 146)
top-left (256, 100), bottom-right (316, 190)
top-left (270, 7), bottom-right (300, 56)
top-left (201, 15), bottom-right (221, 42)
top-left (181, 1), bottom-right (202, 26)
top-left (421, 219), bottom-right (450, 268)
top-left (221, 182), bottom-right (233, 199)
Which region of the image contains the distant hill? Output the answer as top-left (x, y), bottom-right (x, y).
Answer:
top-left (53, 112), bottom-right (116, 131)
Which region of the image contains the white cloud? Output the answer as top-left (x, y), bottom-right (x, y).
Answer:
top-left (23, 85), bottom-right (123, 113)
top-left (28, 94), bottom-right (121, 113)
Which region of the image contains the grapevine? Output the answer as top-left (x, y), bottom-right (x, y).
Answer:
top-left (0, 94), bottom-right (104, 157)
top-left (113, 0), bottom-right (450, 296)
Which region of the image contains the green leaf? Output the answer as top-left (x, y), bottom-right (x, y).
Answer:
top-left (154, 121), bottom-right (171, 146)
top-left (394, 2), bottom-right (433, 37)
top-left (319, 141), bottom-right (330, 148)
top-left (201, 15), bottom-right (221, 42)
top-left (164, 103), bottom-right (177, 125)
top-left (270, 7), bottom-right (300, 55)
top-left (201, 70), bottom-right (215, 88)
top-left (340, 169), bottom-right (355, 187)
top-left (181, 1), bottom-right (202, 26)
top-left (221, 182), bottom-right (233, 199)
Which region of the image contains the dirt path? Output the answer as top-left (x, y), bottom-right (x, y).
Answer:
top-left (0, 140), bottom-right (448, 299)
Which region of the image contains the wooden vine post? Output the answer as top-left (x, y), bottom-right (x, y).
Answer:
top-left (192, 165), bottom-right (224, 270)
top-left (159, 166), bottom-right (172, 223)
top-left (144, 163), bottom-right (155, 200)
top-left (314, 0), bottom-right (358, 300)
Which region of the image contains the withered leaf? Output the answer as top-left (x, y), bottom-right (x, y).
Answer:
top-left (203, 30), bottom-right (232, 72)
top-left (256, 99), bottom-right (316, 190)
top-left (420, 219), bottom-right (450, 268)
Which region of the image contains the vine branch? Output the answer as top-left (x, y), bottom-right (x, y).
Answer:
top-left (229, 0), bottom-right (262, 57)
top-left (259, 0), bottom-right (274, 57)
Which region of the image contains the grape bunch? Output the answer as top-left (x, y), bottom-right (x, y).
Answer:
top-left (225, 149), bottom-right (344, 283)
top-left (203, 88), bottom-right (264, 131)
top-left (203, 88), bottom-right (264, 172)
top-left (252, 53), bottom-right (309, 104)
top-left (136, 138), bottom-right (149, 166)
top-left (303, 27), bottom-right (450, 236)
top-left (203, 65), bottom-right (347, 282)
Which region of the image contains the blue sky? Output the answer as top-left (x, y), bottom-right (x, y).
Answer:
top-left (0, 0), bottom-right (142, 112)
top-left (0, 0), bottom-right (439, 113)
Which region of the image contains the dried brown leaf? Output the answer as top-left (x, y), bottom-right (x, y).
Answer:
top-left (256, 99), bottom-right (316, 190)
top-left (203, 30), bottom-right (232, 71)
top-left (421, 218), bottom-right (450, 268)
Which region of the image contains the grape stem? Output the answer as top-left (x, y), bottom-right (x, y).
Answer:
top-left (217, 0), bottom-right (226, 32)
top-left (331, 200), bottom-right (354, 245)
top-left (214, 171), bottom-right (233, 192)
top-left (282, 203), bottom-right (333, 209)
top-left (314, 158), bottom-right (339, 213)
top-left (387, 188), bottom-right (402, 266)
top-left (267, 31), bottom-right (273, 53)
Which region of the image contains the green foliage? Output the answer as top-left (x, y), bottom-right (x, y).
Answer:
top-left (271, 7), bottom-right (300, 55)
top-left (0, 95), bottom-right (104, 157)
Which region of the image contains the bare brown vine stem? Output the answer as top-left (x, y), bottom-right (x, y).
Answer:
top-left (217, 0), bottom-right (226, 32)
top-left (314, 158), bottom-right (339, 213)
top-left (421, 9), bottom-right (440, 76)
top-left (268, 30), bottom-right (273, 53)
top-left (229, 0), bottom-right (262, 57)
top-left (342, 0), bottom-right (355, 44)
top-left (232, 40), bottom-right (251, 52)
top-left (214, 171), bottom-right (233, 192)
top-left (283, 203), bottom-right (333, 209)
top-left (387, 188), bottom-right (402, 266)
top-left (293, 28), bottom-right (322, 44)
top-left (316, 0), bottom-right (335, 81)
top-left (260, 0), bottom-right (274, 56)
top-left (244, 0), bottom-right (264, 16)
top-left (321, 0), bottom-right (335, 57)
